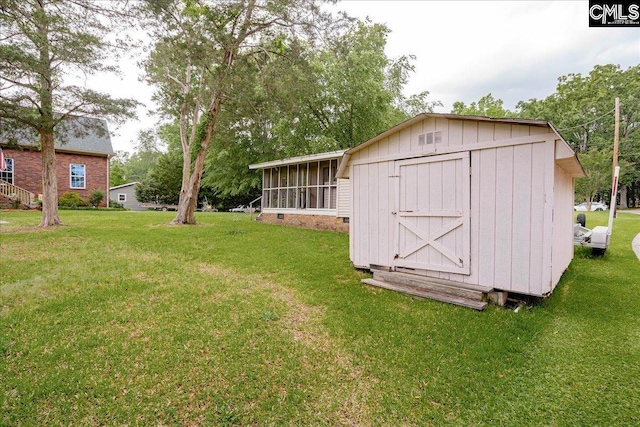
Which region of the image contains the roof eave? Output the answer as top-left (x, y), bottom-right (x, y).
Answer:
top-left (344, 113), bottom-right (550, 157)
top-left (249, 149), bottom-right (348, 170)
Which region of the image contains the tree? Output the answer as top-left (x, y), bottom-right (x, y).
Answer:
top-left (141, 0), bottom-right (340, 225)
top-left (109, 151), bottom-right (129, 187)
top-left (517, 64), bottom-right (640, 207)
top-left (125, 129), bottom-right (165, 182)
top-left (135, 150), bottom-right (183, 206)
top-left (200, 19), bottom-right (441, 200)
top-left (575, 150), bottom-right (614, 208)
top-left (451, 93), bottom-right (512, 117)
top-left (0, 0), bottom-right (138, 226)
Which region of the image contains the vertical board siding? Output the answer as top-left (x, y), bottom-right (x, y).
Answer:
top-left (376, 155), bottom-right (389, 266)
top-left (368, 163), bottom-right (379, 265)
top-left (494, 146), bottom-right (514, 287)
top-left (349, 166), bottom-right (355, 263)
top-left (448, 120), bottom-right (464, 148)
top-left (540, 139), bottom-right (556, 294)
top-left (430, 162), bottom-right (445, 269)
top-left (399, 127), bottom-right (412, 152)
top-left (552, 162), bottom-right (574, 287)
top-left (469, 151), bottom-right (481, 284)
top-left (462, 121), bottom-right (478, 146)
top-left (347, 117), bottom-right (573, 296)
top-left (440, 157), bottom-right (458, 280)
top-left (354, 164), bottom-right (368, 267)
top-left (395, 153), bottom-right (470, 275)
top-left (404, 161), bottom-right (419, 265)
top-left (494, 123), bottom-right (511, 140)
top-left (435, 117), bottom-right (449, 148)
top-left (477, 122), bottom-right (495, 143)
top-left (528, 142), bottom-right (547, 294)
top-left (337, 178), bottom-right (350, 217)
top-left (511, 144), bottom-right (533, 289)
top-left (477, 148), bottom-right (497, 285)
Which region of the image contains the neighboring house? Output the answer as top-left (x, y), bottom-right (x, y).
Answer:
top-left (249, 150), bottom-right (349, 232)
top-left (0, 117), bottom-right (114, 207)
top-left (109, 182), bottom-right (143, 211)
top-left (337, 113), bottom-right (586, 304)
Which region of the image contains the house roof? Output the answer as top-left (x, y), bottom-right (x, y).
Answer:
top-left (342, 113), bottom-right (550, 157)
top-left (109, 182), bottom-right (140, 191)
top-left (336, 113), bottom-right (586, 178)
top-left (0, 116), bottom-right (114, 156)
top-left (249, 149), bottom-right (347, 170)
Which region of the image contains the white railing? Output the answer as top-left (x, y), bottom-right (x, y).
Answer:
top-left (249, 195), bottom-right (262, 220)
top-left (0, 179), bottom-right (36, 206)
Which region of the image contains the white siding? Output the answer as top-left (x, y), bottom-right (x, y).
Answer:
top-left (552, 159), bottom-right (575, 287)
top-left (348, 116), bottom-right (579, 296)
top-left (337, 178), bottom-right (350, 217)
top-left (109, 184), bottom-right (143, 211)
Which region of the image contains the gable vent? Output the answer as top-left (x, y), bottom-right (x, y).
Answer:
top-left (417, 131), bottom-right (442, 147)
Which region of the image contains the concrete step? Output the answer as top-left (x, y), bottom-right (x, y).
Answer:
top-left (372, 270), bottom-right (491, 301)
top-left (362, 278), bottom-right (488, 311)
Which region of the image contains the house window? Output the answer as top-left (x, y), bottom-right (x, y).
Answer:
top-left (262, 159), bottom-right (338, 210)
top-left (118, 193), bottom-right (126, 202)
top-left (0, 158), bottom-right (14, 184)
top-left (70, 164), bottom-right (86, 189)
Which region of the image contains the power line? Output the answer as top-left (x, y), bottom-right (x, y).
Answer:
top-left (555, 107), bottom-right (616, 132)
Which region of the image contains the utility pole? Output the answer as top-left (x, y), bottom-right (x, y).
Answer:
top-left (612, 97), bottom-right (620, 217)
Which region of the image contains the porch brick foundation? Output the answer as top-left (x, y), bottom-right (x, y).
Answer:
top-left (257, 213), bottom-right (349, 233)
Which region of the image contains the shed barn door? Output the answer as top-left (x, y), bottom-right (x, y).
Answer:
top-left (394, 152), bottom-right (470, 275)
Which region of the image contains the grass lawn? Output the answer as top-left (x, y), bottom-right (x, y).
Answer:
top-left (1, 210), bottom-right (639, 426)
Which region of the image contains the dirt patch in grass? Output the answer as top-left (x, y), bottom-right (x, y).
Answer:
top-left (194, 260), bottom-right (378, 424)
top-left (0, 224), bottom-right (52, 234)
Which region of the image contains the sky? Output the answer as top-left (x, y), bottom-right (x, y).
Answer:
top-left (104, 0), bottom-right (640, 153)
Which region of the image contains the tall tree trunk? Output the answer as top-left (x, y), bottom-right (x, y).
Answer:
top-left (170, 149), bottom-right (207, 224)
top-left (39, 129), bottom-right (62, 226)
top-left (170, 95), bottom-right (224, 225)
top-left (619, 185), bottom-right (628, 209)
top-left (36, 0), bottom-right (62, 227)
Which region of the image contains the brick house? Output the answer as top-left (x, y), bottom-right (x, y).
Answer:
top-left (0, 117), bottom-right (114, 207)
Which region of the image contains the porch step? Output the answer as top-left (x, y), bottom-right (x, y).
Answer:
top-left (373, 269), bottom-right (492, 299)
top-left (362, 278), bottom-right (488, 310)
top-left (363, 269), bottom-right (493, 310)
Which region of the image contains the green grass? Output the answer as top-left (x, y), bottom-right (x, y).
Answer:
top-left (1, 210), bottom-right (639, 426)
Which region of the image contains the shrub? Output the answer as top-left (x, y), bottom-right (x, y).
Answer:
top-left (58, 192), bottom-right (87, 208)
top-left (88, 190), bottom-right (105, 207)
top-left (109, 199), bottom-right (124, 209)
top-left (10, 197), bottom-right (22, 209)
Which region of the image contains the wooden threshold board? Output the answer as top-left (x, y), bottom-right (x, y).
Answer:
top-left (362, 278), bottom-right (489, 311)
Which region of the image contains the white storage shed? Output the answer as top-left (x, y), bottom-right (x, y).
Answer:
top-left (337, 113), bottom-right (586, 298)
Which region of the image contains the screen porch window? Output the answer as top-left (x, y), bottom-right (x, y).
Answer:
top-left (0, 158), bottom-right (14, 184)
top-left (70, 164), bottom-right (86, 189)
top-left (262, 159), bottom-right (338, 210)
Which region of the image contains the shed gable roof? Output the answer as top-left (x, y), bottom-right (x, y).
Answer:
top-left (337, 113), bottom-right (586, 178)
top-left (109, 182), bottom-right (140, 191)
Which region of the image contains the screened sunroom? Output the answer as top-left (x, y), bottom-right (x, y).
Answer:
top-left (249, 150), bottom-right (349, 221)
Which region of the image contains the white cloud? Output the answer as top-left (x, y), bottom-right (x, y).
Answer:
top-left (333, 0), bottom-right (639, 111)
